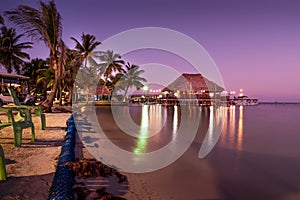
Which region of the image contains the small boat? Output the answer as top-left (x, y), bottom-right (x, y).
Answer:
top-left (231, 96), bottom-right (259, 106)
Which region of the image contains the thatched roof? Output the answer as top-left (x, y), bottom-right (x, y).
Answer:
top-left (95, 85), bottom-right (111, 95)
top-left (162, 73), bottom-right (223, 92)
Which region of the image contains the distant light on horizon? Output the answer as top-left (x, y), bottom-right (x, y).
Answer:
top-left (239, 89), bottom-right (244, 97)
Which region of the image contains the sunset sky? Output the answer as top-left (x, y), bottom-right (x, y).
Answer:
top-left (1, 0), bottom-right (300, 102)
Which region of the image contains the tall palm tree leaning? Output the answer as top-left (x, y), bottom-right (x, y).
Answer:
top-left (6, 0), bottom-right (65, 112)
top-left (116, 63), bottom-right (146, 102)
top-left (98, 50), bottom-right (125, 99)
top-left (0, 15), bottom-right (32, 73)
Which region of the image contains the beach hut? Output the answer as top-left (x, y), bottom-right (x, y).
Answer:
top-left (94, 85), bottom-right (111, 101)
top-left (162, 73), bottom-right (224, 99)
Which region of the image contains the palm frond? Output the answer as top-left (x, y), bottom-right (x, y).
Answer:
top-left (0, 14), bottom-right (4, 25)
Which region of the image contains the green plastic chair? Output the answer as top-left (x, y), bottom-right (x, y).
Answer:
top-left (7, 87), bottom-right (46, 130)
top-left (0, 107), bottom-right (35, 147)
top-left (0, 144), bottom-right (6, 180)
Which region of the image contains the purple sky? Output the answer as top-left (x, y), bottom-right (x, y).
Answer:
top-left (1, 0), bottom-right (300, 102)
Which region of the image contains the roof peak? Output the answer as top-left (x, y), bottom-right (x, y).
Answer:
top-left (182, 73), bottom-right (202, 76)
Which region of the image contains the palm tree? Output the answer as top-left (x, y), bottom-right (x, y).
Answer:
top-left (6, 0), bottom-right (65, 112)
top-left (75, 65), bottom-right (98, 102)
top-left (22, 58), bottom-right (49, 96)
top-left (63, 48), bottom-right (82, 104)
top-left (22, 58), bottom-right (48, 78)
top-left (36, 67), bottom-right (55, 102)
top-left (70, 33), bottom-right (101, 103)
top-left (98, 50), bottom-right (125, 99)
top-left (0, 26), bottom-right (32, 73)
top-left (107, 72), bottom-right (124, 92)
top-left (116, 63), bottom-right (146, 102)
top-left (71, 33), bottom-right (101, 68)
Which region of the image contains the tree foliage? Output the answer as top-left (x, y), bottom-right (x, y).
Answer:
top-left (0, 15), bottom-right (32, 73)
top-left (6, 0), bottom-right (65, 112)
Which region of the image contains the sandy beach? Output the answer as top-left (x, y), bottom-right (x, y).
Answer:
top-left (0, 111), bottom-right (71, 200)
top-left (0, 108), bottom-right (147, 200)
top-left (0, 109), bottom-right (142, 200)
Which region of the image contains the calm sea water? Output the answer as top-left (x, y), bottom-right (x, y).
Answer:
top-left (94, 104), bottom-right (300, 200)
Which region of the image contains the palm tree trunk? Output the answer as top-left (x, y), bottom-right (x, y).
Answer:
top-left (101, 78), bottom-right (108, 100)
top-left (59, 83), bottom-right (63, 106)
top-left (123, 84), bottom-right (130, 102)
top-left (41, 81), bottom-right (47, 102)
top-left (68, 84), bottom-right (73, 105)
top-left (42, 58), bottom-right (62, 112)
top-left (42, 78), bottom-right (58, 112)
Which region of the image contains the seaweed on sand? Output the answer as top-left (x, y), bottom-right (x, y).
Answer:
top-left (65, 158), bottom-right (128, 200)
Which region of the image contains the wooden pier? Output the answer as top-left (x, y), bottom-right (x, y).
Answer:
top-left (157, 98), bottom-right (227, 107)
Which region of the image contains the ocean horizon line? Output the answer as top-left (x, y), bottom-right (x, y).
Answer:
top-left (259, 101), bottom-right (300, 104)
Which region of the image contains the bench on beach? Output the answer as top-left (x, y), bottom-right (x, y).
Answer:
top-left (0, 107), bottom-right (35, 147)
top-left (7, 87), bottom-right (46, 130)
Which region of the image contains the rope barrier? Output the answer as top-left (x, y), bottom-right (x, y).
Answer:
top-left (48, 115), bottom-right (76, 200)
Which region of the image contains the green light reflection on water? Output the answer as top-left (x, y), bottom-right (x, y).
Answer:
top-left (134, 105), bottom-right (149, 154)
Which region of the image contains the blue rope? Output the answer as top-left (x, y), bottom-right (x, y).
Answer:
top-left (48, 115), bottom-right (76, 200)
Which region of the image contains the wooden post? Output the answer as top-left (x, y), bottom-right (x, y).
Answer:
top-left (0, 145), bottom-right (6, 180)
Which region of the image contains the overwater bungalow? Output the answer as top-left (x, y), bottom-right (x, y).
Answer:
top-left (160, 73), bottom-right (225, 106)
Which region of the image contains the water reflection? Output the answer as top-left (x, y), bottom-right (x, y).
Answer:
top-left (199, 106), bottom-right (226, 158)
top-left (207, 106), bottom-right (214, 145)
top-left (134, 105), bottom-right (149, 154)
top-left (237, 106), bottom-right (244, 151)
top-left (99, 104), bottom-right (244, 157)
top-left (173, 105), bottom-right (179, 138)
top-left (219, 105), bottom-right (244, 152)
top-left (229, 105), bottom-right (236, 140)
top-left (118, 104), bottom-right (226, 159)
top-left (133, 104), bottom-right (170, 154)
